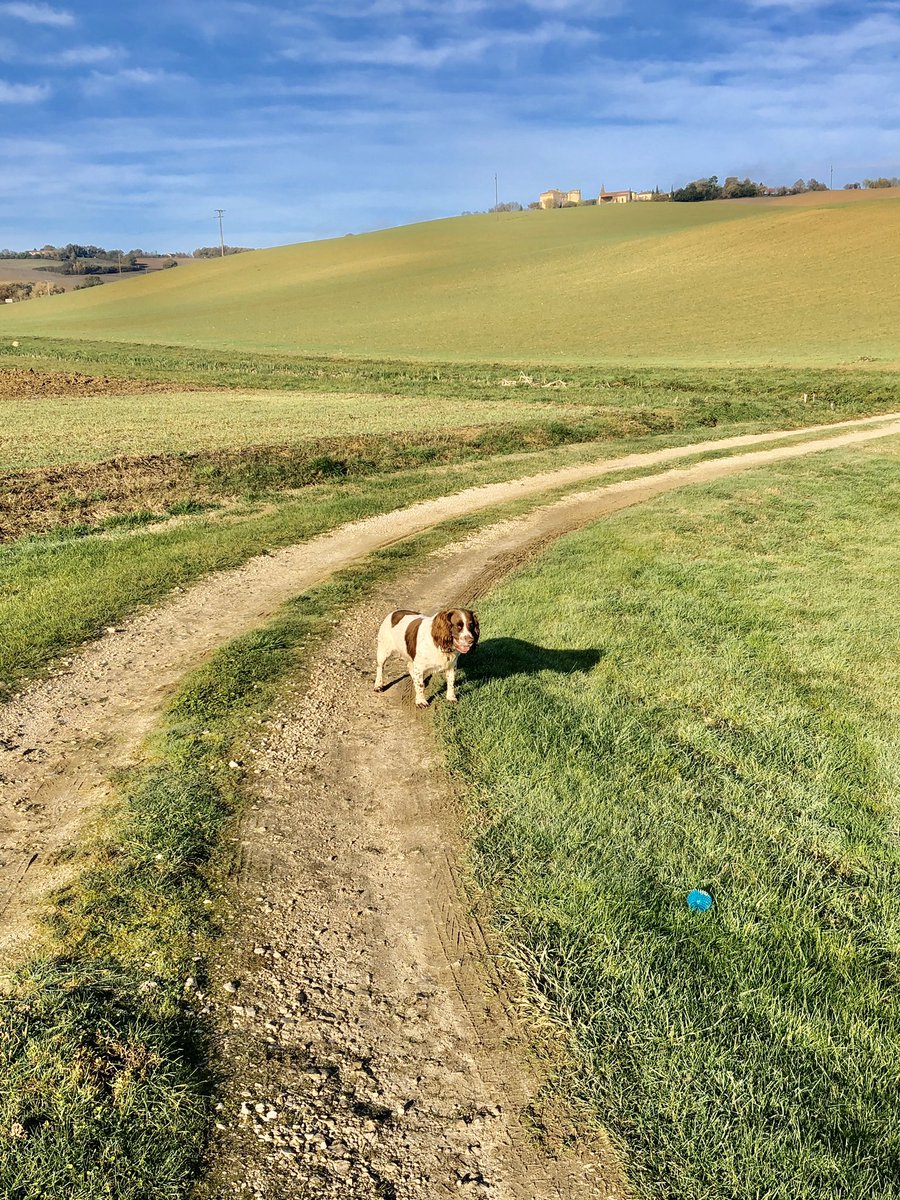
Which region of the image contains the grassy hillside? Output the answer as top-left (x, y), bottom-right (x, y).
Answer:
top-left (2, 191), bottom-right (898, 365)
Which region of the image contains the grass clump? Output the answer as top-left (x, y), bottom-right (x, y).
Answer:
top-left (437, 438), bottom-right (900, 1199)
top-left (0, 961), bottom-right (207, 1200)
top-left (0, 634), bottom-right (276, 1197)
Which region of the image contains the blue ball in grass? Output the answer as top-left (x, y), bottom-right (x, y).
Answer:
top-left (687, 889), bottom-right (713, 912)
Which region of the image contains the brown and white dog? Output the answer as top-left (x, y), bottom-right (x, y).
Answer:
top-left (374, 609), bottom-right (480, 708)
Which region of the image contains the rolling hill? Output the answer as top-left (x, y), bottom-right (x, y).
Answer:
top-left (3, 189), bottom-right (898, 366)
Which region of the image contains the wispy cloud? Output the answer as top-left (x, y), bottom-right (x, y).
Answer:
top-left (0, 78), bottom-right (49, 101)
top-left (0, 2), bottom-right (74, 26)
top-left (280, 20), bottom-right (599, 69)
top-left (57, 44), bottom-right (122, 66)
top-left (81, 67), bottom-right (183, 96)
top-left (743, 0), bottom-right (834, 9)
top-left (221, 0), bottom-right (620, 16)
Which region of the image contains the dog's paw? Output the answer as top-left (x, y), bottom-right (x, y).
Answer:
top-left (416, 700), bottom-right (429, 710)
top-left (446, 695), bottom-right (458, 704)
top-left (373, 684), bottom-right (385, 693)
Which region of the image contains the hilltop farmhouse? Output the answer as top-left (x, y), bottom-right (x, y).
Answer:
top-left (539, 188), bottom-right (583, 209)
top-left (539, 186), bottom-right (659, 207)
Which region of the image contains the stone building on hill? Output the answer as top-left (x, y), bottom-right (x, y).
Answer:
top-left (539, 188), bottom-right (582, 208)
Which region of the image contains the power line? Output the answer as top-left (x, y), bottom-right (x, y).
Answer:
top-left (215, 209), bottom-right (226, 257)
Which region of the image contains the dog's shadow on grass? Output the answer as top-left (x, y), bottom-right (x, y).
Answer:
top-left (377, 638), bottom-right (602, 696)
top-left (461, 637), bottom-right (604, 684)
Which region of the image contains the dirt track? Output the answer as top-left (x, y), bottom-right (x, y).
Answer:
top-left (1, 417), bottom-right (900, 1197)
top-left (2, 414), bottom-right (899, 964)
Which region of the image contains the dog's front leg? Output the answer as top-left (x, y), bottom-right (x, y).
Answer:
top-left (445, 664), bottom-right (457, 703)
top-left (411, 666), bottom-right (429, 709)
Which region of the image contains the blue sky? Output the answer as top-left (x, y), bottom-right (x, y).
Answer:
top-left (0, 0), bottom-right (897, 250)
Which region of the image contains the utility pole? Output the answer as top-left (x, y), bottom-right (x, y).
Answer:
top-left (215, 209), bottom-right (226, 257)
top-left (829, 164), bottom-right (833, 190)
top-left (494, 173), bottom-right (499, 211)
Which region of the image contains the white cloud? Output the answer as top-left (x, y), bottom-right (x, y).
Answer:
top-left (226, 0), bottom-right (620, 15)
top-left (0, 2), bottom-right (74, 26)
top-left (0, 78), bottom-right (49, 101)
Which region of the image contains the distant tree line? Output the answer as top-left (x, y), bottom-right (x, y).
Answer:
top-left (671, 176), bottom-right (829, 202)
top-left (0, 241), bottom-right (262, 272)
top-left (672, 174), bottom-right (900, 202)
top-left (192, 245), bottom-right (254, 258)
top-left (0, 244), bottom-right (191, 261)
top-left (36, 245), bottom-right (147, 276)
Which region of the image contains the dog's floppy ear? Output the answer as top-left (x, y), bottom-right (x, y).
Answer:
top-left (467, 610), bottom-right (480, 647)
top-left (432, 610), bottom-right (455, 653)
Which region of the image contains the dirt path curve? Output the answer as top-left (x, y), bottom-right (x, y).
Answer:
top-left (1, 413), bottom-right (899, 964)
top-left (209, 417), bottom-right (900, 1200)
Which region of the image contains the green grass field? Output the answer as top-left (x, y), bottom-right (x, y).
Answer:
top-left (8, 354), bottom-right (900, 475)
top-left (7, 434), bottom-right (896, 1200)
top-left (0, 430), bottom-right (716, 696)
top-left (437, 436), bottom-right (900, 1198)
top-left (3, 190), bottom-right (898, 365)
top-left (1, 386), bottom-right (599, 471)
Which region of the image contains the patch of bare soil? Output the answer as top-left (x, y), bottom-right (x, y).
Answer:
top-left (3, 378), bottom-right (899, 543)
top-left (0, 453), bottom-right (207, 540)
top-left (0, 366), bottom-right (199, 401)
top-left (0, 430), bottom-right (523, 542)
top-left (0, 367), bottom-right (223, 538)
